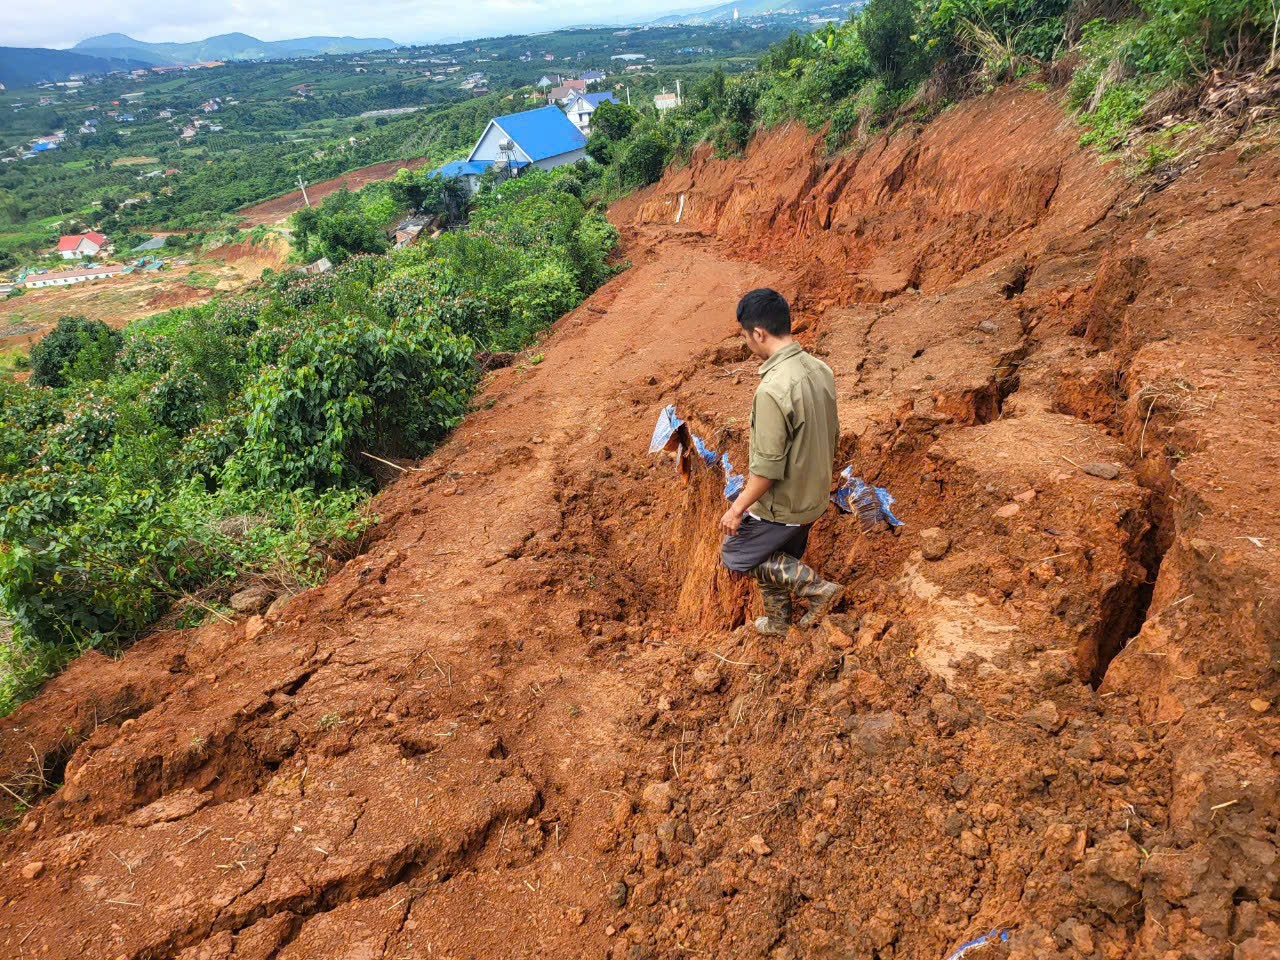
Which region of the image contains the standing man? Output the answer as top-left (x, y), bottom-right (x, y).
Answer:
top-left (720, 288), bottom-right (843, 635)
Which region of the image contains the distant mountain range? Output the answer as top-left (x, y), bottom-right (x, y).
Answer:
top-left (0, 33), bottom-right (398, 89)
top-left (649, 0), bottom-right (854, 24)
top-left (0, 48), bottom-right (151, 88)
top-left (72, 33), bottom-right (398, 66)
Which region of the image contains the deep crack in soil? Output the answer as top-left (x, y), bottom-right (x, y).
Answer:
top-left (1, 87), bottom-right (1278, 960)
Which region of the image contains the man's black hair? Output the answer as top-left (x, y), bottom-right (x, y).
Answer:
top-left (736, 288), bottom-right (791, 337)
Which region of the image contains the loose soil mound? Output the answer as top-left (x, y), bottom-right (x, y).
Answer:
top-left (1, 87), bottom-right (1277, 959)
top-left (236, 158), bottom-right (431, 226)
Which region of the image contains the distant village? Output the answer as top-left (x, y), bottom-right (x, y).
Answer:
top-left (0, 16), bottom-right (822, 287)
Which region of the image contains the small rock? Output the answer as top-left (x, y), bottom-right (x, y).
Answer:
top-left (567, 906), bottom-right (587, 926)
top-left (641, 781), bottom-right (674, 814)
top-left (1082, 462), bottom-right (1120, 480)
top-left (1013, 488), bottom-right (1037, 503)
top-left (607, 881), bottom-right (628, 908)
top-left (1249, 698), bottom-right (1271, 714)
top-left (1026, 700), bottom-right (1063, 733)
top-left (994, 503), bottom-right (1020, 519)
top-left (958, 830), bottom-right (989, 859)
top-left (692, 662), bottom-right (722, 694)
top-left (21, 861), bottom-right (44, 880)
top-left (265, 593), bottom-right (294, 621)
top-left (977, 320), bottom-right (999, 335)
top-left (229, 585), bottom-right (274, 615)
top-left (748, 834), bottom-right (772, 856)
top-left (1054, 919), bottom-right (1094, 954)
top-left (919, 528), bottom-right (951, 561)
top-left (244, 616), bottom-right (266, 642)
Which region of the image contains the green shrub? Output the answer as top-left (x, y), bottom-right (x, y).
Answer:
top-left (236, 313), bottom-right (476, 489)
top-left (1078, 79), bottom-right (1152, 148)
top-left (29, 317), bottom-right (121, 389)
top-left (618, 132), bottom-right (672, 187)
top-left (504, 262), bottom-right (580, 347)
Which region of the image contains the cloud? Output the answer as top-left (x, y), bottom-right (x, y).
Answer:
top-left (6, 0), bottom-right (689, 49)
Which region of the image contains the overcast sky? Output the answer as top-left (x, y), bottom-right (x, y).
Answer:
top-left (8, 0), bottom-right (696, 50)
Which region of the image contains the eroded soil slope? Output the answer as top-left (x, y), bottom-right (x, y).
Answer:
top-left (1, 87), bottom-right (1277, 960)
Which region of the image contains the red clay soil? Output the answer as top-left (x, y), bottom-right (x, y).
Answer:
top-left (1, 86), bottom-right (1278, 960)
top-left (236, 158), bottom-right (431, 226)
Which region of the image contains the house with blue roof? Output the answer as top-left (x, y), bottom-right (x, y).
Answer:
top-left (431, 105), bottom-right (587, 193)
top-left (564, 92), bottom-right (620, 134)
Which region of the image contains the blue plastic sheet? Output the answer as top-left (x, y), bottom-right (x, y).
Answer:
top-left (943, 929), bottom-right (1010, 960)
top-left (649, 406), bottom-right (903, 522)
top-left (830, 465), bottom-right (903, 528)
top-left (648, 404), bottom-right (742, 501)
top-left (693, 435), bottom-right (720, 467)
top-left (648, 404), bottom-right (684, 455)
top-left (721, 453), bottom-right (745, 500)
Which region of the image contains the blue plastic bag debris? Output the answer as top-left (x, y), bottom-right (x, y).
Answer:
top-left (648, 404), bottom-right (742, 498)
top-left (649, 406), bottom-right (903, 525)
top-left (831, 465), bottom-right (903, 529)
top-left (944, 928), bottom-right (1010, 960)
top-left (721, 453), bottom-right (745, 500)
top-left (648, 404), bottom-right (684, 455)
top-left (693, 434), bottom-right (720, 467)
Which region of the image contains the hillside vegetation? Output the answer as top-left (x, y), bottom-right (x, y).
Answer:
top-left (588, 0), bottom-right (1280, 185)
top-left (0, 167), bottom-right (618, 711)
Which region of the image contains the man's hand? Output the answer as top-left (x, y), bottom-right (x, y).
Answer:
top-left (720, 505), bottom-right (745, 537)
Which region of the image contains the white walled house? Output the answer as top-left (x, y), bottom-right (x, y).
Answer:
top-left (563, 92), bottom-right (619, 134)
top-left (23, 264), bottom-right (124, 288)
top-left (56, 231), bottom-right (107, 259)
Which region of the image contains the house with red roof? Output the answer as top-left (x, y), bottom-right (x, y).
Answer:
top-left (56, 232), bottom-right (108, 260)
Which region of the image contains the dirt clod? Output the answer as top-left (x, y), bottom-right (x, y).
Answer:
top-left (1025, 700), bottom-right (1064, 733)
top-left (229, 585), bottom-right (274, 615)
top-left (919, 527), bottom-right (951, 560)
top-left (1081, 462), bottom-right (1121, 480)
top-left (20, 862), bottom-right (43, 880)
top-left (641, 781), bottom-right (675, 813)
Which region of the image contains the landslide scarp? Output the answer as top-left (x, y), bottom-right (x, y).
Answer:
top-left (1, 87), bottom-right (1278, 960)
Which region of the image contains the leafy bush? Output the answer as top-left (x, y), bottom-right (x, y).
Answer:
top-left (29, 317), bottom-right (121, 389)
top-left (864, 0), bottom-right (928, 87)
top-left (237, 313), bottom-right (475, 488)
top-left (618, 132), bottom-right (672, 187)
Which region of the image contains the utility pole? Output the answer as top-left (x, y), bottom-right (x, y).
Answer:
top-left (296, 175), bottom-right (310, 207)
top-left (626, 86), bottom-right (631, 106)
top-left (676, 79), bottom-right (682, 107)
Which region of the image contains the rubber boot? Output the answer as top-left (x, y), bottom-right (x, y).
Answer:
top-left (754, 552), bottom-right (844, 628)
top-left (752, 580), bottom-right (792, 636)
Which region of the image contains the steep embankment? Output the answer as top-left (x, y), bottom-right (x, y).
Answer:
top-left (0, 87), bottom-right (1277, 959)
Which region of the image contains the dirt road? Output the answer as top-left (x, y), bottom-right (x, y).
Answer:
top-left (0, 87), bottom-right (1277, 959)
top-left (236, 158), bottom-right (430, 227)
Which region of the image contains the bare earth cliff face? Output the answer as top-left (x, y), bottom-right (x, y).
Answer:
top-left (1, 87), bottom-right (1277, 959)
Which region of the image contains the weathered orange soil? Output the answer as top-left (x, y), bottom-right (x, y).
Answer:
top-left (1, 87), bottom-right (1277, 959)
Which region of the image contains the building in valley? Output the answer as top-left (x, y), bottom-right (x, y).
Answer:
top-left (56, 231), bottom-right (108, 259)
top-left (563, 92), bottom-right (620, 134)
top-left (432, 105), bottom-right (587, 193)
